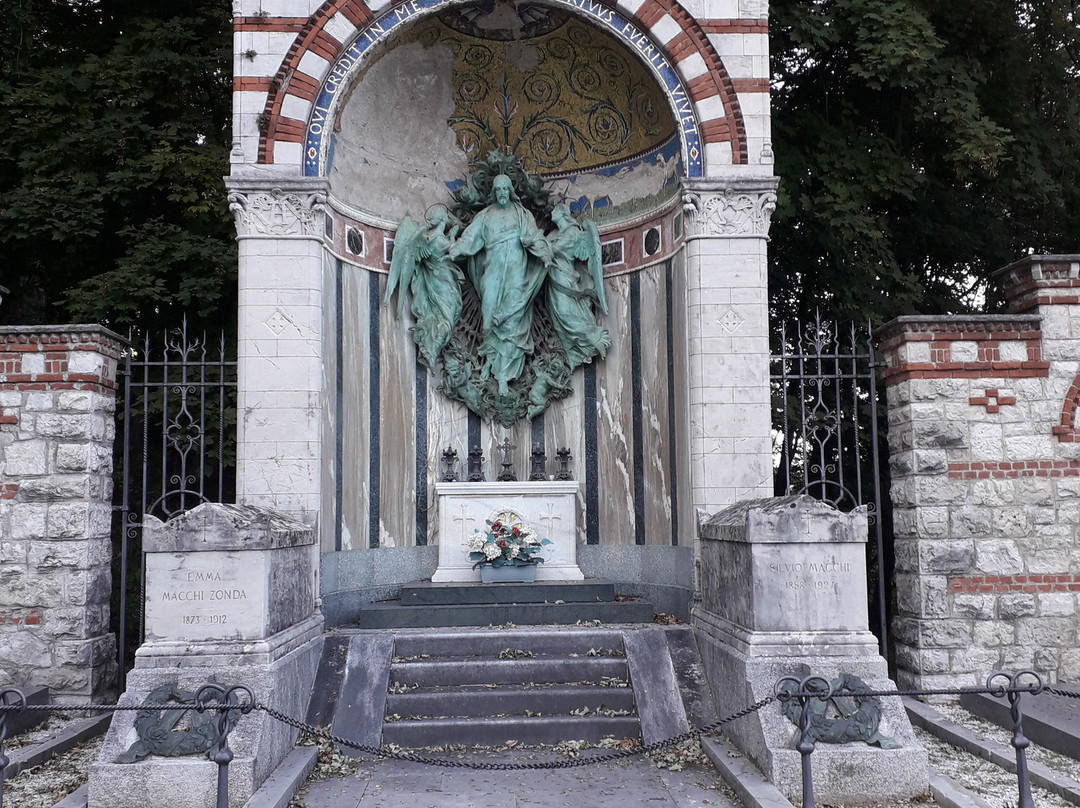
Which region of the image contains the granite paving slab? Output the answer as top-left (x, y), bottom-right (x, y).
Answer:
top-left (294, 753), bottom-right (740, 808)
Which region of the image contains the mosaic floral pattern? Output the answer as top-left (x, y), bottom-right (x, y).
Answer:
top-left (415, 15), bottom-right (676, 175)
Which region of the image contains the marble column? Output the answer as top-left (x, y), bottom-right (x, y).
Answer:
top-left (681, 177), bottom-right (778, 516)
top-left (226, 172), bottom-right (330, 530)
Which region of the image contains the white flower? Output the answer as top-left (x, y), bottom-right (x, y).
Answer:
top-left (483, 543), bottom-right (501, 560)
top-left (509, 545), bottom-right (520, 558)
top-left (467, 534), bottom-right (486, 552)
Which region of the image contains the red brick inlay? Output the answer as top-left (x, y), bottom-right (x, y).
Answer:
top-left (1, 483), bottom-right (18, 499)
top-left (1053, 373), bottom-right (1080, 442)
top-left (968, 388), bottom-right (1017, 414)
top-left (947, 460), bottom-right (1080, 479)
top-left (699, 19), bottom-right (768, 34)
top-left (949, 574), bottom-right (1080, 594)
top-left (234, 77), bottom-right (275, 93)
top-left (876, 318), bottom-right (1048, 385)
top-left (0, 331), bottom-right (121, 394)
top-left (999, 258), bottom-right (1080, 314)
top-left (730, 78), bottom-right (770, 93)
top-left (258, 0), bottom-right (375, 164)
top-left (0, 608), bottom-right (42, 626)
top-left (234, 16), bottom-right (309, 32)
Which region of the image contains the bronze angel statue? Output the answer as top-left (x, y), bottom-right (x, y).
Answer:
top-left (544, 203), bottom-right (610, 370)
top-left (385, 206), bottom-right (465, 368)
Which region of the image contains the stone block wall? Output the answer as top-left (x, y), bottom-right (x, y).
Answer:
top-left (879, 255), bottom-right (1080, 691)
top-left (0, 326), bottom-right (125, 701)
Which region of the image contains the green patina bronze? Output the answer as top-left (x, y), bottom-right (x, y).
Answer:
top-left (779, 673), bottom-right (900, 749)
top-left (386, 152), bottom-right (609, 426)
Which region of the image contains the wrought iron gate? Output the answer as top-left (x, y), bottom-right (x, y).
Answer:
top-left (113, 319), bottom-right (237, 675)
top-left (771, 315), bottom-right (890, 656)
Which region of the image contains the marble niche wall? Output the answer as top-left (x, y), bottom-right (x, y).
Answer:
top-left (330, 251), bottom-right (691, 554)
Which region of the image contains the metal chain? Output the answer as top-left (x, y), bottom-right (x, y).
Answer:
top-left (255, 696), bottom-right (775, 771)
top-left (0, 680), bottom-right (1057, 772)
top-left (1045, 686), bottom-right (1080, 699)
top-left (0, 703), bottom-right (246, 713)
top-left (788, 684), bottom-right (1044, 700)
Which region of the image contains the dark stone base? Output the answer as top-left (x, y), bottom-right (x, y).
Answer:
top-left (961, 685), bottom-right (1080, 761)
top-left (2, 684), bottom-right (49, 738)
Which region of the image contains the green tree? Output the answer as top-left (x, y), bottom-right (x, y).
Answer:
top-left (0, 0), bottom-right (236, 331)
top-left (770, 0), bottom-right (1080, 325)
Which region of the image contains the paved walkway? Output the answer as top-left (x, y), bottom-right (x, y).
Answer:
top-left (293, 752), bottom-right (740, 808)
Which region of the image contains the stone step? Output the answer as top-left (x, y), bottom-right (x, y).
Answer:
top-left (381, 714), bottom-right (641, 747)
top-left (353, 600), bottom-right (655, 629)
top-left (385, 684), bottom-right (636, 718)
top-left (391, 627), bottom-right (625, 658)
top-left (389, 657), bottom-right (628, 688)
top-left (398, 581), bottom-right (617, 606)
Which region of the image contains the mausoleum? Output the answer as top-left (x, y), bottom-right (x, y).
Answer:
top-left (225, 0), bottom-right (777, 617)
top-left (0, 1), bottom-right (944, 806)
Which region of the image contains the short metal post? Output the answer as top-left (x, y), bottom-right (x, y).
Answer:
top-left (0, 688), bottom-right (28, 808)
top-left (776, 675), bottom-right (834, 808)
top-left (987, 670), bottom-right (1043, 808)
top-left (195, 684), bottom-right (254, 808)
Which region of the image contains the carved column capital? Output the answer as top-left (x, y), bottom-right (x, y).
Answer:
top-left (225, 178), bottom-right (329, 239)
top-left (682, 177), bottom-right (779, 239)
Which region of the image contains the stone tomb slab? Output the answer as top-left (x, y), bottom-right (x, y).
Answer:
top-left (142, 503), bottom-right (316, 644)
top-left (433, 481), bottom-right (583, 582)
top-left (699, 495), bottom-right (870, 635)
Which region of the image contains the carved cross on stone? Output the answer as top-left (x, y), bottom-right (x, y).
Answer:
top-left (453, 504), bottom-right (476, 547)
top-left (539, 502), bottom-right (562, 542)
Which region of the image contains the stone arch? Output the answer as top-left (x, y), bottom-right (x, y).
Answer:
top-left (256, 0), bottom-right (747, 173)
top-left (1053, 373), bottom-right (1080, 442)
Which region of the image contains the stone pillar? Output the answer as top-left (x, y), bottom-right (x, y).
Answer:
top-left (681, 178), bottom-right (777, 516)
top-left (0, 325), bottom-right (125, 701)
top-left (880, 255), bottom-right (1080, 691)
top-left (226, 172), bottom-right (330, 530)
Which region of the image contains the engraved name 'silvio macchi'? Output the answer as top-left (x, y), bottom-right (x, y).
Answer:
top-left (386, 151), bottom-right (610, 426)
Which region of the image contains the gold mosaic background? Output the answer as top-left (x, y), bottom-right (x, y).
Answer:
top-left (411, 13), bottom-right (677, 175)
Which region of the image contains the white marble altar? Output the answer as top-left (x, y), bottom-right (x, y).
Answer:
top-left (433, 481), bottom-right (583, 582)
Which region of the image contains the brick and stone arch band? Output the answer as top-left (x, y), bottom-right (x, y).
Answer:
top-left (244, 0), bottom-right (751, 173)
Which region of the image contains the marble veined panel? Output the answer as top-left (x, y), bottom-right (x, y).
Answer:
top-left (544, 368), bottom-right (587, 545)
top-left (321, 255), bottom-right (340, 553)
top-left (378, 276), bottom-right (418, 547)
top-left (595, 275), bottom-right (636, 545)
top-left (340, 265), bottom-right (371, 552)
top-left (480, 417), bottom-right (535, 486)
top-left (669, 250), bottom-right (696, 548)
top-left (426, 382), bottom-right (470, 546)
top-left (639, 265), bottom-right (674, 546)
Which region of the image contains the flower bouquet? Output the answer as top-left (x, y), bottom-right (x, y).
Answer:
top-left (468, 519), bottom-right (551, 582)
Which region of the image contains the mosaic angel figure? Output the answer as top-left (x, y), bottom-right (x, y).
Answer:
top-left (385, 206), bottom-right (465, 368)
top-left (544, 203), bottom-right (610, 369)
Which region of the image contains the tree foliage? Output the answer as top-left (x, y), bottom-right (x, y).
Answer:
top-left (0, 0), bottom-right (235, 331)
top-left (3, 1), bottom-right (1078, 331)
top-left (770, 0), bottom-right (1080, 325)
